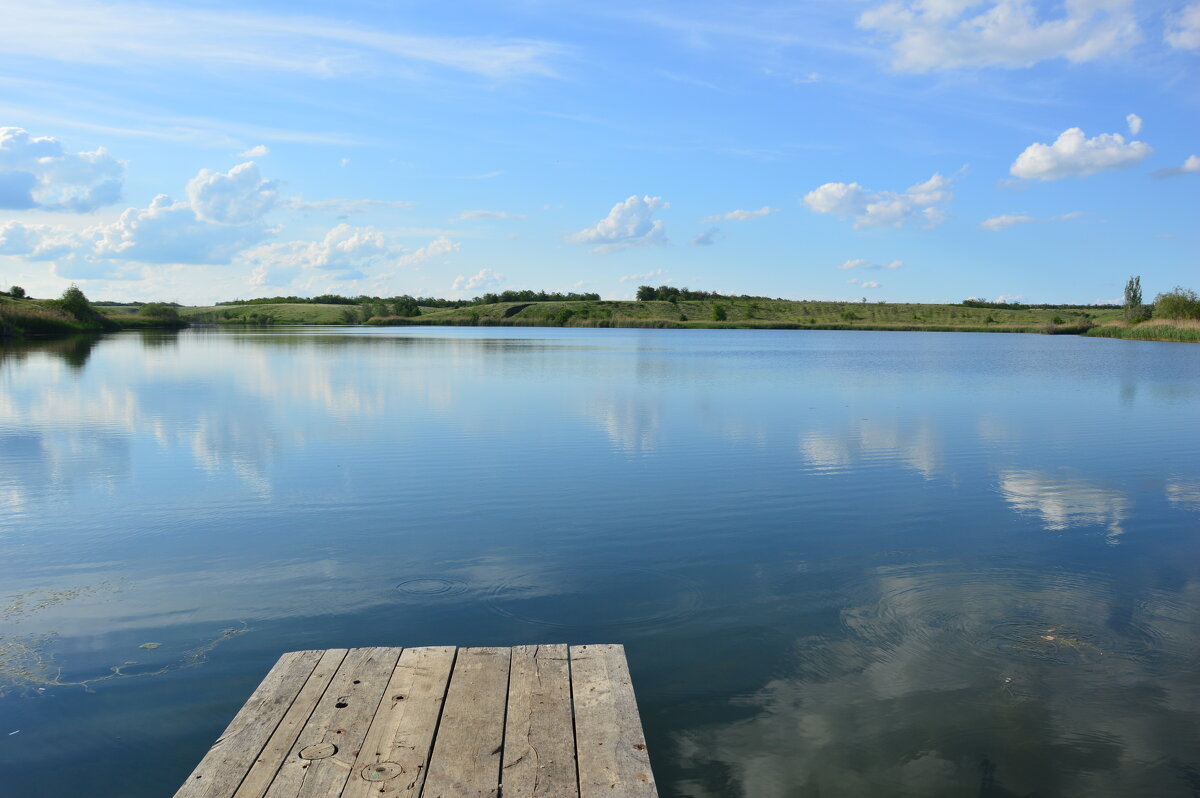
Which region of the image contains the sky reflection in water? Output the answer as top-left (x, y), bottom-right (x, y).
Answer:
top-left (1, 327), bottom-right (1198, 797)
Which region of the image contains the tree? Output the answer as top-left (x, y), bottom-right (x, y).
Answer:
top-left (59, 284), bottom-right (93, 320)
top-left (9, 285), bottom-right (25, 298)
top-left (711, 305), bottom-right (726, 321)
top-left (635, 285), bottom-right (656, 301)
top-left (1124, 275), bottom-right (1143, 320)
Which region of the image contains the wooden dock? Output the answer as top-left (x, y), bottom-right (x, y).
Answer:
top-left (173, 644), bottom-right (657, 798)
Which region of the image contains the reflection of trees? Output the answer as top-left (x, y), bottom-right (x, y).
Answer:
top-left (673, 565), bottom-right (1200, 798)
top-left (0, 334), bottom-right (101, 371)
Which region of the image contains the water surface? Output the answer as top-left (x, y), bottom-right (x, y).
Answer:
top-left (1, 327), bottom-right (1198, 797)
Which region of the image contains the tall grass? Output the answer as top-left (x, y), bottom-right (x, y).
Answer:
top-left (0, 302), bottom-right (89, 336)
top-left (1085, 320), bottom-right (1200, 343)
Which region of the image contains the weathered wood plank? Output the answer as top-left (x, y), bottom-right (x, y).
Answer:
top-left (174, 650), bottom-right (325, 798)
top-left (263, 647), bottom-right (400, 798)
top-left (502, 644), bottom-right (578, 798)
top-left (233, 648), bottom-right (348, 798)
top-left (421, 647), bottom-right (512, 798)
top-left (571, 644), bottom-right (657, 798)
top-left (341, 646), bottom-right (456, 798)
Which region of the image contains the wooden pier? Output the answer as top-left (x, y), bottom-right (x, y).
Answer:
top-left (174, 644), bottom-right (657, 798)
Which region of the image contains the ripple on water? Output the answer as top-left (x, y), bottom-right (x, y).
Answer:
top-left (394, 577), bottom-right (469, 597)
top-left (485, 565), bottom-right (702, 634)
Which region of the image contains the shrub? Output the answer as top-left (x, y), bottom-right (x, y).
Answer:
top-left (712, 305), bottom-right (727, 321)
top-left (1154, 287), bottom-right (1200, 320)
top-left (9, 285), bottom-right (25, 299)
top-left (138, 302), bottom-right (180, 321)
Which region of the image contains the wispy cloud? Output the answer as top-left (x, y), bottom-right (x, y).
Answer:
top-left (0, 2), bottom-right (565, 79)
top-left (1152, 154), bottom-right (1200, 179)
top-left (701, 206), bottom-right (775, 224)
top-left (838, 258), bottom-right (902, 270)
top-left (981, 211), bottom-right (1083, 231)
top-left (451, 209), bottom-right (527, 222)
top-left (285, 197), bottom-right (417, 214)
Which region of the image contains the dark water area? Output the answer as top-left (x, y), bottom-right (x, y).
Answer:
top-left (1, 326), bottom-right (1198, 798)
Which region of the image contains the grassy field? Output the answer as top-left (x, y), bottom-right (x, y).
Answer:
top-left (1, 296), bottom-right (185, 337)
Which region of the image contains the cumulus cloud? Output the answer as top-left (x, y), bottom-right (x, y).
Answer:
top-left (1165, 2), bottom-right (1200, 49)
top-left (838, 258), bottom-right (903, 270)
top-left (1010, 126), bottom-right (1151, 180)
top-left (980, 211), bottom-right (1082, 230)
top-left (691, 228), bottom-right (721, 246)
top-left (451, 268), bottom-right (503, 293)
top-left (396, 235), bottom-right (458, 268)
top-left (186, 161), bottom-right (278, 224)
top-left (93, 194), bottom-right (271, 265)
top-left (451, 209), bottom-right (526, 222)
top-left (238, 144), bottom-right (270, 158)
top-left (1125, 113), bottom-right (1142, 136)
top-left (0, 220), bottom-right (82, 260)
top-left (239, 225), bottom-right (447, 287)
top-left (569, 195), bottom-right (668, 253)
top-left (804, 173), bottom-right (953, 229)
top-left (700, 205), bottom-right (775, 224)
top-left (858, 0), bottom-right (1140, 72)
top-left (0, 126), bottom-right (124, 212)
top-left (1152, 154), bottom-right (1200, 179)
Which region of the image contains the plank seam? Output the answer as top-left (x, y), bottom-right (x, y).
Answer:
top-left (225, 651), bottom-right (324, 798)
top-left (496, 647), bottom-right (514, 797)
top-left (415, 645), bottom-right (460, 798)
top-left (568, 646), bottom-right (583, 798)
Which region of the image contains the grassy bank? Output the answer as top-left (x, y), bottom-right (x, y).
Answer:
top-left (404, 298), bottom-right (1119, 333)
top-left (1, 295), bottom-right (186, 337)
top-left (180, 303), bottom-right (355, 325)
top-left (1085, 320), bottom-right (1200, 343)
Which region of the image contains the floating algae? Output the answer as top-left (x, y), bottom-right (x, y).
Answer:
top-left (0, 624), bottom-right (249, 696)
top-left (1, 582), bottom-right (119, 622)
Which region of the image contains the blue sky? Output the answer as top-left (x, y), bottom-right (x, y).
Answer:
top-left (0, 0), bottom-right (1196, 304)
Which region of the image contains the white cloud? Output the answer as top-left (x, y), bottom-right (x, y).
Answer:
top-left (569, 195), bottom-right (668, 253)
top-left (238, 144), bottom-right (270, 158)
top-left (1000, 469), bottom-right (1129, 544)
top-left (0, 2), bottom-right (562, 80)
top-left (451, 209), bottom-right (527, 222)
top-left (1125, 113), bottom-right (1142, 136)
top-left (858, 0), bottom-right (1140, 72)
top-left (186, 161), bottom-right (278, 224)
top-left (618, 269), bottom-right (665, 283)
top-left (1165, 2), bottom-right (1200, 49)
top-left (452, 268), bottom-right (502, 292)
top-left (804, 173), bottom-right (953, 229)
top-left (0, 126), bottom-right (123, 212)
top-left (846, 278), bottom-right (881, 288)
top-left (1152, 154), bottom-right (1200, 179)
top-left (981, 211), bottom-right (1082, 230)
top-left (0, 220), bottom-right (82, 260)
top-left (1010, 126), bottom-right (1151, 180)
top-left (691, 228), bottom-right (721, 246)
top-left (700, 205), bottom-right (775, 224)
top-left (838, 258), bottom-right (903, 270)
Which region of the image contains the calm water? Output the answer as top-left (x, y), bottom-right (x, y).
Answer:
top-left (1, 327), bottom-right (1199, 797)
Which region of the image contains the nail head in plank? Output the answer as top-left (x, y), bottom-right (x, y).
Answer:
top-left (234, 649), bottom-right (348, 798)
top-left (174, 650), bottom-right (325, 798)
top-left (502, 644), bottom-right (579, 798)
top-left (342, 645), bottom-right (456, 798)
top-left (264, 647), bottom-right (400, 798)
top-left (570, 644), bottom-right (657, 798)
top-left (421, 647), bottom-right (512, 798)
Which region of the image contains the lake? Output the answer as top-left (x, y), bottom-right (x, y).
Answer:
top-left (1, 326), bottom-right (1198, 797)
